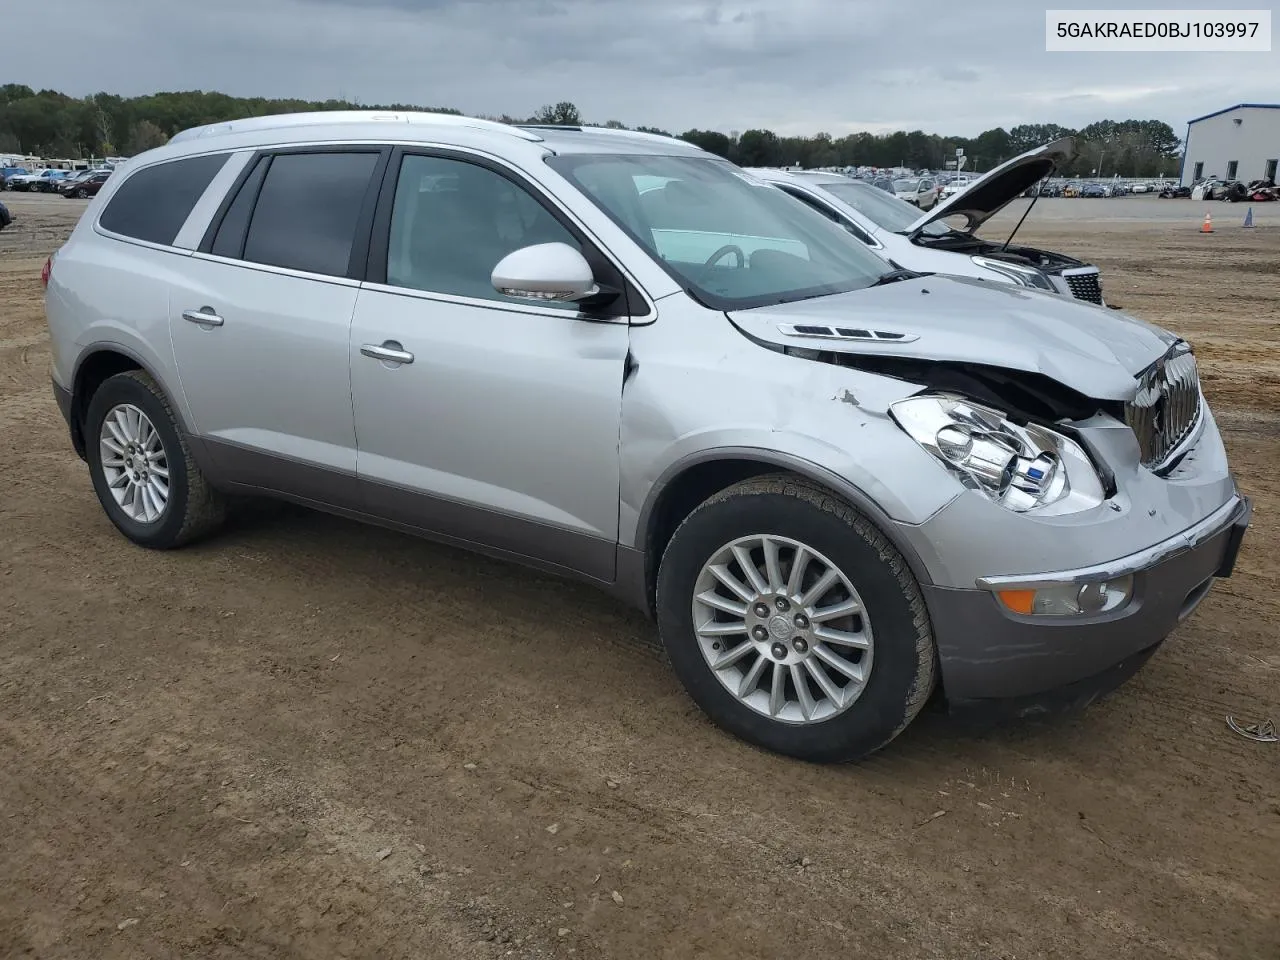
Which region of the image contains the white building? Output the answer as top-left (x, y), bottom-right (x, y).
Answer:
top-left (1180, 103), bottom-right (1280, 186)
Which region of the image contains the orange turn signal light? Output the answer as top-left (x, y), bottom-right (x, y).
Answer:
top-left (997, 590), bottom-right (1036, 615)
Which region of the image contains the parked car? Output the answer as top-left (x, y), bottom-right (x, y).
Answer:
top-left (748, 137), bottom-right (1110, 306)
top-left (2, 166), bottom-right (30, 190)
top-left (868, 176), bottom-right (894, 194)
top-left (59, 169), bottom-right (111, 199)
top-left (1080, 182), bottom-right (1108, 198)
top-left (942, 177), bottom-right (972, 197)
top-left (892, 177), bottom-right (939, 210)
top-left (1021, 178), bottom-right (1062, 198)
top-left (8, 169), bottom-right (70, 192)
top-left (43, 111), bottom-right (1250, 763)
top-left (1158, 184), bottom-right (1191, 199)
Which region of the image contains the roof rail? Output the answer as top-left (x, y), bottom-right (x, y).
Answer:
top-left (515, 124), bottom-right (704, 150)
top-left (168, 111), bottom-right (543, 145)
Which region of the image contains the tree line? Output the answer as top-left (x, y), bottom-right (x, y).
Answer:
top-left (0, 85), bottom-right (1182, 178)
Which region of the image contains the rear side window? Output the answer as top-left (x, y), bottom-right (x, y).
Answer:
top-left (211, 156), bottom-right (269, 259)
top-left (241, 151), bottom-right (380, 277)
top-left (99, 153), bottom-right (229, 245)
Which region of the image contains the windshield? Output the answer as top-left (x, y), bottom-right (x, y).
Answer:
top-left (818, 180), bottom-right (952, 237)
top-left (893, 179), bottom-right (919, 191)
top-left (547, 155), bottom-right (890, 310)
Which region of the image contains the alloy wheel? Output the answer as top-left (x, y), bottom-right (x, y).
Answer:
top-left (691, 534), bottom-right (873, 725)
top-left (98, 403), bottom-right (170, 523)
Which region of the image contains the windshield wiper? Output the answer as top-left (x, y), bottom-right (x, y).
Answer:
top-left (871, 268), bottom-right (924, 286)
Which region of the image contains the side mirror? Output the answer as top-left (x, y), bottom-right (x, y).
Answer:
top-left (491, 242), bottom-right (599, 303)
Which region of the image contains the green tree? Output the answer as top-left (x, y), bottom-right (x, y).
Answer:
top-left (531, 101), bottom-right (581, 125)
top-left (0, 83), bottom-right (1187, 175)
top-left (126, 120), bottom-right (169, 155)
top-left (736, 129), bottom-right (780, 166)
top-left (680, 128), bottom-right (734, 158)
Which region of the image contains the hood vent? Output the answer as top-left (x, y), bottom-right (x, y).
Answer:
top-left (779, 323), bottom-right (920, 344)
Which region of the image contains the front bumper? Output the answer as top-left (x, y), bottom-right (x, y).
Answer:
top-left (926, 494), bottom-right (1251, 705)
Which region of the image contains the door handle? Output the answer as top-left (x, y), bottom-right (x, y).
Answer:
top-left (360, 341), bottom-right (414, 365)
top-left (182, 307), bottom-right (224, 327)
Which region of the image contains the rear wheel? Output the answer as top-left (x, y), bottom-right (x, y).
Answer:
top-left (85, 370), bottom-right (226, 549)
top-left (656, 475), bottom-right (936, 763)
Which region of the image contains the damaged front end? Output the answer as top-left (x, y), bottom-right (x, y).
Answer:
top-left (723, 275), bottom-right (1228, 549)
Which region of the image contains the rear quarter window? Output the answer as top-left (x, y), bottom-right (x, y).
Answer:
top-left (98, 153), bottom-right (230, 246)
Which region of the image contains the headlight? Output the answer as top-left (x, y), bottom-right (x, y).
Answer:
top-left (971, 255), bottom-right (1055, 291)
top-left (890, 394), bottom-right (1106, 515)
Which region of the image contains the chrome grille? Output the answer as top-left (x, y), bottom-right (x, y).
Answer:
top-left (1063, 270), bottom-right (1103, 304)
top-left (1126, 346), bottom-right (1202, 472)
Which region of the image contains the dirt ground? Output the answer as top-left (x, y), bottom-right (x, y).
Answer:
top-left (1, 193), bottom-right (1277, 960)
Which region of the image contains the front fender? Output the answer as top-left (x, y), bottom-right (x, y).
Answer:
top-left (618, 314), bottom-right (964, 569)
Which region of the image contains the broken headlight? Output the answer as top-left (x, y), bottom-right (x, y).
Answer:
top-left (890, 394), bottom-right (1106, 515)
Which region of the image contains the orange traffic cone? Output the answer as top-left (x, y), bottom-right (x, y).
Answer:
top-left (1201, 211), bottom-right (1213, 233)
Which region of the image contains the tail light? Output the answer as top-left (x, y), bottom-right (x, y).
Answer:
top-left (41, 253), bottom-right (53, 289)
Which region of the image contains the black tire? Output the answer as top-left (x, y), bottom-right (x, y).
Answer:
top-left (75, 188), bottom-right (88, 199)
top-left (656, 474), bottom-right (936, 763)
top-left (84, 370), bottom-right (227, 549)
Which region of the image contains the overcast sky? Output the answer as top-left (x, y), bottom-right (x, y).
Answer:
top-left (6, 0), bottom-right (1276, 137)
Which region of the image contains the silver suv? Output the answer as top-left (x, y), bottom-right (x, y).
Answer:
top-left (44, 112), bottom-right (1250, 762)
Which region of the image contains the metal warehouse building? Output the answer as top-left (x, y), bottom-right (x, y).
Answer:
top-left (1180, 103), bottom-right (1280, 187)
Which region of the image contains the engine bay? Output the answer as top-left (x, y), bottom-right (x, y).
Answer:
top-left (912, 234), bottom-right (1091, 274)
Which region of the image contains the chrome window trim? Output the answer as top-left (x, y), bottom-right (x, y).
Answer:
top-left (89, 230), bottom-right (198, 257)
top-left (357, 280), bottom-right (630, 324)
top-left (189, 251), bottom-right (361, 289)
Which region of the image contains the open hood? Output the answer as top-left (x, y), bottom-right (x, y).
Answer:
top-left (905, 136), bottom-right (1076, 237)
top-left (727, 273), bottom-right (1175, 402)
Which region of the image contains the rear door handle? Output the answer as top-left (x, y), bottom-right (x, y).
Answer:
top-left (182, 307), bottom-right (224, 327)
top-left (360, 341), bottom-right (414, 365)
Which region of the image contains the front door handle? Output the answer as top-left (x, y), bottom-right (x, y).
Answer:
top-left (182, 307), bottom-right (224, 327)
top-left (360, 341), bottom-right (414, 365)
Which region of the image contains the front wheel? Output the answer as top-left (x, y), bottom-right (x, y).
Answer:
top-left (85, 370), bottom-right (227, 549)
top-left (75, 187), bottom-right (88, 199)
top-left (656, 475), bottom-right (936, 763)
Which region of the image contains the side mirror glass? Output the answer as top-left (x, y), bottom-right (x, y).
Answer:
top-left (491, 242), bottom-right (599, 303)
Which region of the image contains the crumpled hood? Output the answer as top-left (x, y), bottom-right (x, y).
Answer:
top-left (728, 274), bottom-right (1178, 401)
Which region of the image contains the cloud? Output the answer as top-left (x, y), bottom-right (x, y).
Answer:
top-left (5, 0), bottom-right (1276, 137)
